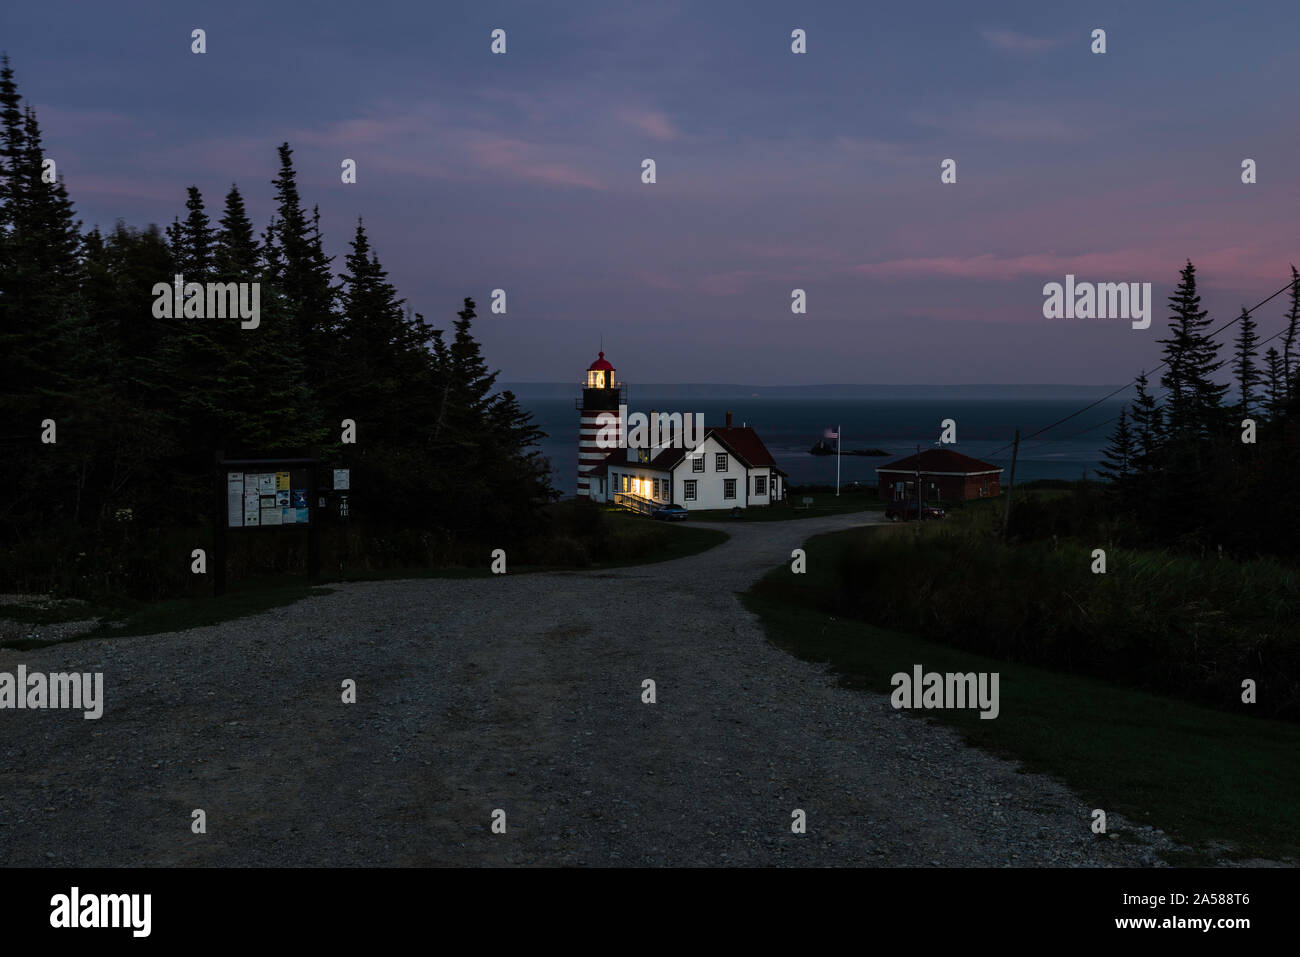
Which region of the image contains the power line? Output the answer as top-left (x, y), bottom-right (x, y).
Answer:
top-left (983, 273), bottom-right (1297, 459)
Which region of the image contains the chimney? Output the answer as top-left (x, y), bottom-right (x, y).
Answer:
top-left (725, 410), bottom-right (733, 427)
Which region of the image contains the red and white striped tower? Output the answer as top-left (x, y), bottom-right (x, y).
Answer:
top-left (577, 351), bottom-right (622, 498)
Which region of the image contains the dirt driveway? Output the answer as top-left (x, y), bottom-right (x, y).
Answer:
top-left (0, 511), bottom-right (1164, 866)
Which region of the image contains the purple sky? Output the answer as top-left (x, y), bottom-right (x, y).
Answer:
top-left (7, 0), bottom-right (1300, 384)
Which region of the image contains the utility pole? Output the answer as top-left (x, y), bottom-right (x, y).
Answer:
top-left (1002, 428), bottom-right (1020, 539)
top-left (914, 443), bottom-right (921, 524)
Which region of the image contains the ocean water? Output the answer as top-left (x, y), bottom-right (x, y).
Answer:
top-left (520, 394), bottom-right (1129, 496)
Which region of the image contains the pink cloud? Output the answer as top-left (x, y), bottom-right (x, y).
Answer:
top-left (459, 132), bottom-right (605, 190)
top-left (291, 113), bottom-right (429, 147)
top-left (698, 269), bottom-right (770, 296)
top-left (280, 103), bottom-right (606, 191)
top-left (615, 109), bottom-right (679, 141)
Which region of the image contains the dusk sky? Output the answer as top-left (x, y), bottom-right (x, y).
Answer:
top-left (6, 0), bottom-right (1299, 385)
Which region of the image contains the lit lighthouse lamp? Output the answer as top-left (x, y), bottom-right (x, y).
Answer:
top-left (577, 350), bottom-right (622, 498)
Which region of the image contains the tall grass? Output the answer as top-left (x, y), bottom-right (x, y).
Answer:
top-left (831, 508), bottom-right (1300, 720)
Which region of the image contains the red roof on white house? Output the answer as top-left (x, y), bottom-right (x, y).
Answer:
top-left (587, 424), bottom-right (785, 476)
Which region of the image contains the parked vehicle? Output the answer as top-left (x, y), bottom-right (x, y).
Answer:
top-left (652, 504), bottom-right (689, 521)
top-left (884, 501), bottom-right (945, 522)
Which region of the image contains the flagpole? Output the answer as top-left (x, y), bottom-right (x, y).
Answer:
top-left (836, 424), bottom-right (841, 496)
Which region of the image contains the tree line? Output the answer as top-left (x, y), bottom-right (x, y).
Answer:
top-left (1095, 259), bottom-right (1300, 558)
top-left (0, 58), bottom-right (555, 597)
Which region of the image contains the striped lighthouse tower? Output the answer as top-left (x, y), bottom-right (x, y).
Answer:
top-left (577, 351), bottom-right (623, 498)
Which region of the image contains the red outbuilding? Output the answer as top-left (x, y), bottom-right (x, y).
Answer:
top-left (876, 449), bottom-right (1003, 504)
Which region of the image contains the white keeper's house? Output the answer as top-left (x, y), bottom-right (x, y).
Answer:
top-left (576, 351), bottom-right (787, 511)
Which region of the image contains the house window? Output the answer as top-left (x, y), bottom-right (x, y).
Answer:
top-left (692, 455), bottom-right (704, 472)
top-left (653, 478), bottom-right (661, 499)
top-left (715, 453), bottom-right (727, 472)
top-left (723, 478), bottom-right (737, 499)
top-left (684, 480), bottom-right (697, 501)
top-left (754, 475), bottom-right (767, 495)
top-left (622, 474), bottom-right (629, 493)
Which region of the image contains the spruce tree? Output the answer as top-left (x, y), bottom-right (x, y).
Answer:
top-left (2, 92), bottom-right (96, 531)
top-left (1158, 260), bottom-right (1228, 440)
top-left (265, 144), bottom-right (336, 384)
top-left (173, 186), bottom-right (214, 279)
top-left (1098, 408), bottom-right (1134, 485)
top-left (1230, 306), bottom-right (1264, 419)
top-left (213, 184), bottom-right (257, 276)
top-left (153, 186), bottom-right (231, 476)
top-left (1264, 347), bottom-right (1286, 420)
top-left (427, 298), bottom-right (499, 528)
top-left (1128, 371), bottom-right (1162, 478)
top-left (333, 219), bottom-right (432, 515)
top-left (1284, 265), bottom-right (1300, 400)
top-left (335, 219), bottom-right (412, 422)
top-left (0, 56), bottom-right (24, 321)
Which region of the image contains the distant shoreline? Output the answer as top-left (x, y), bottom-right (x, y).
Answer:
top-left (502, 382), bottom-right (1129, 400)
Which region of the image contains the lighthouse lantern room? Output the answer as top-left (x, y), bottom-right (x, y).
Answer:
top-left (577, 351), bottom-right (624, 498)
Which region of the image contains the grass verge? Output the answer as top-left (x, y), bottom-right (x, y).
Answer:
top-left (743, 525), bottom-right (1300, 864)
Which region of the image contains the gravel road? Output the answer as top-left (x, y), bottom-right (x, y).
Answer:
top-left (0, 512), bottom-right (1175, 866)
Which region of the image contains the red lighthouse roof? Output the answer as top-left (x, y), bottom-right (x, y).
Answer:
top-left (587, 351), bottom-right (614, 372)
